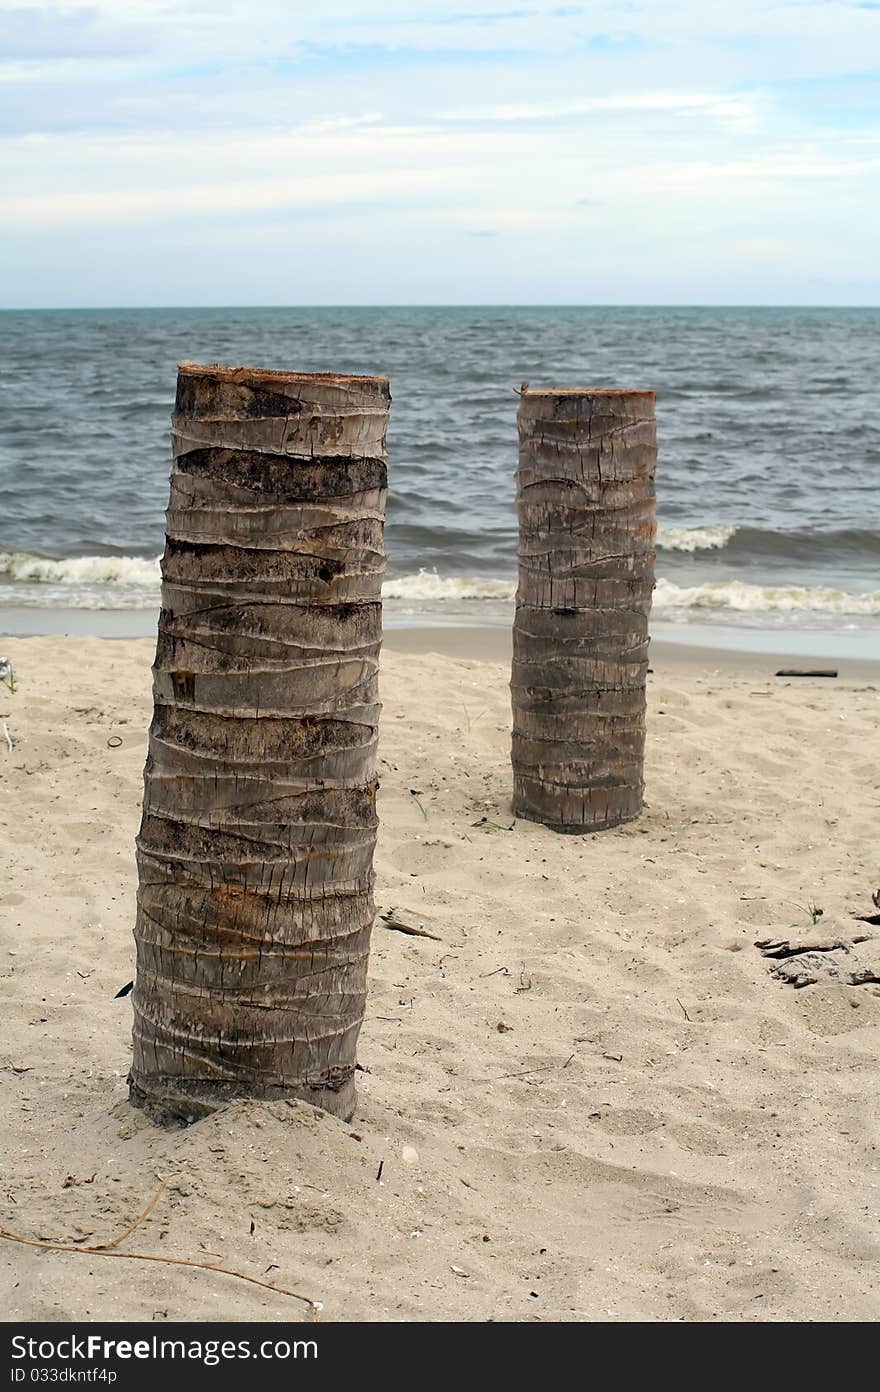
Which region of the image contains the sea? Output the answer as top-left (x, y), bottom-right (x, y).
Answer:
top-left (1, 306), bottom-right (878, 656)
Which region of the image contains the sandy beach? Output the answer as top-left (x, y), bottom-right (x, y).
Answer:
top-left (1, 631), bottom-right (878, 1323)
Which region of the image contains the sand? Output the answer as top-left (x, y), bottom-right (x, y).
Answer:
top-left (1, 632), bottom-right (878, 1323)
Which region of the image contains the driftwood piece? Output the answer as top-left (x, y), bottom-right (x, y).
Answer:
top-left (510, 388), bottom-right (657, 832)
top-left (775, 669), bottom-right (838, 679)
top-left (756, 933), bottom-right (878, 989)
top-left (755, 936), bottom-right (867, 960)
top-left (129, 364), bottom-right (390, 1124)
top-left (853, 888), bottom-right (880, 925)
top-left (379, 909), bottom-right (442, 941)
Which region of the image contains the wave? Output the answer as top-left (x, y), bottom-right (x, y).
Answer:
top-left (658, 523), bottom-right (880, 563)
top-left (0, 550), bottom-right (160, 609)
top-left (2, 551), bottom-right (879, 621)
top-left (0, 553), bottom-right (517, 607)
top-left (384, 570), bottom-right (515, 601)
top-left (389, 572), bottom-right (880, 617)
top-left (653, 577), bottom-right (880, 616)
top-left (656, 524), bottom-right (737, 552)
top-left (0, 550), bottom-right (161, 587)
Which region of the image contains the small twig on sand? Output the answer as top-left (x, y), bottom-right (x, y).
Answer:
top-left (0, 1229), bottom-right (320, 1316)
top-left (676, 998), bottom-right (692, 1022)
top-left (0, 1179), bottom-right (319, 1316)
top-left (485, 1053), bottom-right (575, 1082)
top-left (97, 1179), bottom-right (166, 1250)
top-left (2, 722), bottom-right (12, 754)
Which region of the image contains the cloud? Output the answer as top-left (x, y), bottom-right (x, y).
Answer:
top-left (0, 56), bottom-right (158, 82)
top-left (2, 1), bottom-right (879, 69)
top-left (438, 89), bottom-right (760, 131)
top-left (0, 167), bottom-right (468, 225)
top-left (0, 4), bottom-right (155, 60)
top-left (0, 1), bottom-right (878, 304)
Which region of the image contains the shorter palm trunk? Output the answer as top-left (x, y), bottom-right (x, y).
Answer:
top-left (130, 363), bottom-right (390, 1123)
top-left (511, 388), bottom-right (656, 833)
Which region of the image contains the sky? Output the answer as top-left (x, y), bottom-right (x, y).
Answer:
top-left (0, 1), bottom-right (878, 306)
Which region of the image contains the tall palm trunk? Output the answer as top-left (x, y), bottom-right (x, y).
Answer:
top-left (130, 363), bottom-right (390, 1123)
top-left (511, 388), bottom-right (656, 833)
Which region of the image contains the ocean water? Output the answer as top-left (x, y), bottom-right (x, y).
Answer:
top-left (1, 306), bottom-right (878, 643)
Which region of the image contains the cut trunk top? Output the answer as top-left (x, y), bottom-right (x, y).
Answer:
top-left (173, 363), bottom-right (391, 461)
top-left (518, 387), bottom-right (655, 424)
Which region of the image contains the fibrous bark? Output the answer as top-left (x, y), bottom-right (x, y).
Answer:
top-left (511, 389), bottom-right (656, 833)
top-left (130, 363), bottom-right (390, 1123)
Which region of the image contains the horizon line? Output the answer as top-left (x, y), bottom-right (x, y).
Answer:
top-left (2, 302), bottom-right (879, 312)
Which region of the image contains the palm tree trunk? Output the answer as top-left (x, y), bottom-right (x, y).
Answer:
top-left (129, 363), bottom-right (390, 1123)
top-left (511, 388), bottom-right (656, 833)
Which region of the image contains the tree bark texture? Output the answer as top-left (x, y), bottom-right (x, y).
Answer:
top-left (511, 388), bottom-right (656, 833)
top-left (129, 364), bottom-right (390, 1123)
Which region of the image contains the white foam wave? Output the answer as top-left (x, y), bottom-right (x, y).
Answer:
top-left (0, 555), bottom-right (517, 610)
top-left (2, 552), bottom-right (878, 620)
top-left (656, 524), bottom-right (737, 552)
top-left (384, 569), bottom-right (516, 601)
top-left (654, 577), bottom-right (880, 616)
top-left (0, 550), bottom-right (160, 587)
